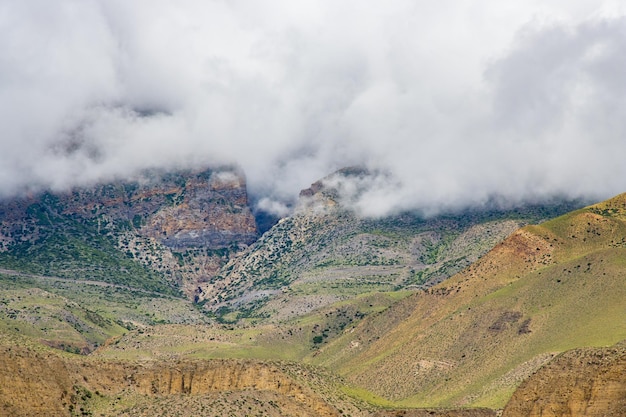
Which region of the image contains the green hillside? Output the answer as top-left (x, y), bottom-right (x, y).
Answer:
top-left (0, 271), bottom-right (209, 354)
top-left (0, 201), bottom-right (176, 294)
top-left (200, 170), bottom-right (584, 322)
top-left (308, 193), bottom-right (626, 408)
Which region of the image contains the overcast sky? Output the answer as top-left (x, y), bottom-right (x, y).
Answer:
top-left (1, 1), bottom-right (625, 216)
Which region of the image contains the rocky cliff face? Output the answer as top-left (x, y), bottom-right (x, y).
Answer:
top-left (502, 344), bottom-right (626, 417)
top-left (0, 166), bottom-right (258, 297)
top-left (0, 336), bottom-right (498, 417)
top-left (53, 167), bottom-right (257, 250)
top-left (0, 338), bottom-right (338, 417)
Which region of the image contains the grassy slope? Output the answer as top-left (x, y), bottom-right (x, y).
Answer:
top-left (309, 193), bottom-right (626, 409)
top-left (205, 199), bottom-right (584, 321)
top-left (0, 272), bottom-right (208, 353)
top-left (94, 291), bottom-right (411, 364)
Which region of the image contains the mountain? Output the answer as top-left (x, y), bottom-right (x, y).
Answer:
top-left (309, 193), bottom-right (626, 409)
top-left (1, 166), bottom-right (624, 416)
top-left (197, 168), bottom-right (585, 322)
top-left (0, 166), bottom-right (258, 353)
top-left (0, 166), bottom-right (258, 297)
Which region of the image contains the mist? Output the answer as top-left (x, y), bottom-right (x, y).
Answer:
top-left (1, 1), bottom-right (625, 217)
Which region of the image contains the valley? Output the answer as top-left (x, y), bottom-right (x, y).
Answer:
top-left (0, 166), bottom-right (624, 416)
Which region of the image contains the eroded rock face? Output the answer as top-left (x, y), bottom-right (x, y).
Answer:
top-left (0, 167), bottom-right (257, 251)
top-left (0, 166), bottom-right (258, 296)
top-left (138, 169), bottom-right (257, 249)
top-left (61, 167), bottom-right (257, 250)
top-left (502, 344), bottom-right (626, 417)
top-left (0, 342), bottom-right (338, 417)
top-left (0, 340), bottom-right (499, 417)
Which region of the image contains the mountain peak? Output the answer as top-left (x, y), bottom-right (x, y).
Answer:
top-left (297, 166), bottom-right (373, 213)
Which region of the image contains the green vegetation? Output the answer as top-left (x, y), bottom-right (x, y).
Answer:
top-left (206, 197), bottom-right (585, 321)
top-left (307, 194), bottom-right (626, 409)
top-left (0, 198), bottom-right (177, 295)
top-left (0, 272), bottom-right (207, 352)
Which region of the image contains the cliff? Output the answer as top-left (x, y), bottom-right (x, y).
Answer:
top-left (44, 167), bottom-right (257, 249)
top-left (0, 166), bottom-right (258, 297)
top-left (502, 343), bottom-right (626, 417)
top-left (0, 338), bottom-right (337, 417)
top-left (0, 336), bottom-right (499, 417)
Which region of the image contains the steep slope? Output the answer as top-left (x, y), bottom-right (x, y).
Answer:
top-left (0, 166), bottom-right (257, 297)
top-left (502, 342), bottom-right (626, 417)
top-left (309, 193), bottom-right (626, 408)
top-left (0, 166), bottom-right (258, 353)
top-left (198, 168), bottom-right (584, 321)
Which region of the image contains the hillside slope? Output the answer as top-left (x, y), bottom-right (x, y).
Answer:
top-left (0, 166), bottom-right (257, 297)
top-left (0, 334), bottom-right (497, 417)
top-left (310, 193), bottom-right (626, 408)
top-left (198, 168), bottom-right (583, 321)
top-left (0, 167), bottom-right (259, 353)
top-left (502, 342), bottom-right (626, 417)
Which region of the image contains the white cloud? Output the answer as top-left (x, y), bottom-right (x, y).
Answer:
top-left (0, 0), bottom-right (625, 215)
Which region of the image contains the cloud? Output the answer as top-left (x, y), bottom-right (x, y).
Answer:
top-left (1, 0), bottom-right (625, 216)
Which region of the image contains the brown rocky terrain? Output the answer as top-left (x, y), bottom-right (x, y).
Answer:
top-left (0, 332), bottom-right (339, 417)
top-left (0, 336), bottom-right (497, 417)
top-left (501, 343), bottom-right (626, 417)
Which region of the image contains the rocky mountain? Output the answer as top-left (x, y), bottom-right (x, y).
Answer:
top-left (1, 166), bottom-right (624, 416)
top-left (197, 168), bottom-right (585, 321)
top-left (0, 166), bottom-right (258, 296)
top-left (309, 193), bottom-right (626, 409)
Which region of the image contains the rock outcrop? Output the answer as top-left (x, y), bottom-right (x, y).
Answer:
top-left (0, 337), bottom-right (500, 417)
top-left (0, 166), bottom-right (258, 297)
top-left (502, 344), bottom-right (626, 417)
top-left (55, 167), bottom-right (257, 250)
top-left (0, 341), bottom-right (338, 416)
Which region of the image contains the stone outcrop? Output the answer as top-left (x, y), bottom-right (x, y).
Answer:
top-left (0, 167), bottom-right (257, 250)
top-left (0, 341), bottom-right (338, 417)
top-left (502, 344), bottom-right (626, 417)
top-left (60, 167), bottom-right (257, 250)
top-left (0, 166), bottom-right (258, 297)
top-left (138, 169), bottom-right (257, 249)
